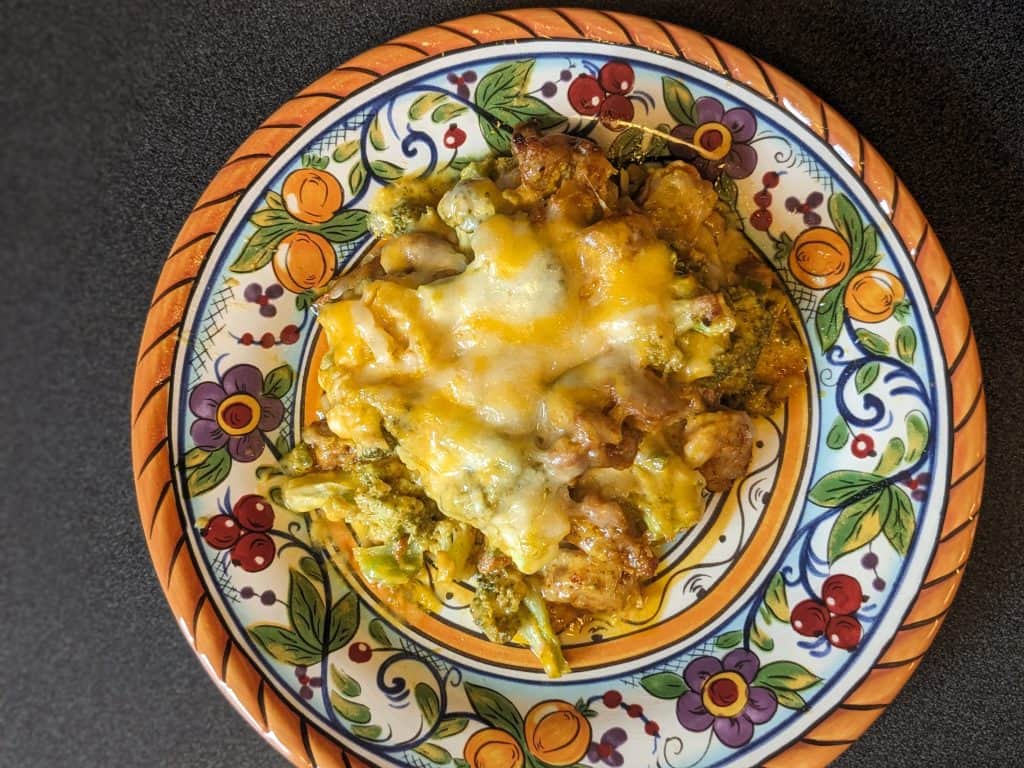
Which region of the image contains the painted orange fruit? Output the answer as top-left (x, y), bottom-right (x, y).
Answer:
top-left (463, 728), bottom-right (524, 768)
top-left (789, 227), bottom-right (851, 289)
top-left (523, 701), bottom-right (591, 766)
top-left (844, 269), bottom-right (905, 323)
top-left (272, 231), bottom-right (337, 293)
top-left (282, 168), bottom-right (344, 224)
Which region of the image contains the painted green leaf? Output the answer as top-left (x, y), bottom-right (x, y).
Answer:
top-left (326, 591), bottom-right (359, 652)
top-left (808, 470), bottom-right (884, 507)
top-left (262, 363), bottom-right (294, 399)
top-left (350, 724), bottom-right (383, 740)
top-left (410, 92), bottom-right (448, 120)
top-left (606, 126), bottom-right (644, 166)
top-left (882, 485), bottom-right (916, 556)
top-left (715, 173), bottom-right (739, 208)
top-left (415, 682), bottom-right (441, 726)
top-left (827, 489), bottom-right (886, 563)
top-left (750, 620), bottom-right (774, 651)
top-left (371, 160), bottom-right (405, 182)
top-left (432, 103), bottom-right (468, 123)
top-left (317, 209), bottom-right (368, 243)
top-left (369, 115), bottom-right (387, 151)
top-left (905, 410), bottom-right (929, 464)
top-left (230, 222), bottom-right (293, 272)
top-left (435, 716), bottom-right (469, 739)
top-left (647, 122), bottom-right (671, 158)
top-left (368, 617), bottom-right (391, 647)
top-left (474, 60), bottom-right (565, 153)
top-left (265, 190), bottom-right (284, 209)
top-left (184, 446), bottom-right (209, 468)
top-left (853, 224), bottom-right (881, 273)
top-left (186, 446), bottom-right (231, 496)
top-left (640, 672), bottom-right (686, 699)
top-left (875, 437), bottom-right (906, 476)
top-left (288, 569), bottom-right (326, 649)
top-left (251, 208), bottom-right (295, 228)
top-left (765, 572), bottom-right (790, 621)
top-left (454, 759), bottom-right (471, 768)
top-left (295, 289), bottom-right (317, 311)
top-left (715, 630), bottom-right (744, 649)
top-left (449, 155), bottom-right (473, 172)
top-left (855, 361), bottom-right (880, 394)
top-left (349, 161), bottom-right (367, 196)
top-left (896, 325), bottom-right (917, 363)
top-left (828, 193), bottom-right (863, 265)
top-left (464, 682), bottom-right (523, 734)
top-left (826, 416), bottom-right (850, 449)
top-left (816, 284), bottom-right (845, 351)
top-left (333, 140), bottom-right (359, 163)
top-left (298, 555), bottom-right (320, 582)
top-left (331, 665), bottom-right (362, 698)
top-left (662, 76), bottom-right (697, 126)
top-left (759, 603), bottom-right (773, 624)
top-left (248, 625), bottom-right (321, 666)
top-left (414, 743), bottom-right (453, 765)
top-left (753, 660), bottom-right (822, 691)
top-left (773, 689), bottom-right (808, 710)
top-left (856, 329), bottom-right (890, 355)
top-left (773, 231), bottom-right (793, 267)
top-left (331, 692), bottom-right (371, 723)
top-left (892, 298), bottom-right (912, 323)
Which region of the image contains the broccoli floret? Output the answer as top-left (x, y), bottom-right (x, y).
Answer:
top-left (704, 286), bottom-right (805, 414)
top-left (368, 199), bottom-right (429, 239)
top-left (470, 568), bottom-right (527, 643)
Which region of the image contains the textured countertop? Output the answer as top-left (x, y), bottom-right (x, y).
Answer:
top-left (2, 1), bottom-right (1020, 765)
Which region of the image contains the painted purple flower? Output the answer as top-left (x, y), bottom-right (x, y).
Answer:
top-left (676, 649), bottom-right (778, 748)
top-left (294, 665), bottom-right (323, 700)
top-left (587, 727), bottom-right (627, 766)
top-left (669, 97), bottom-right (758, 180)
top-left (189, 364), bottom-right (284, 463)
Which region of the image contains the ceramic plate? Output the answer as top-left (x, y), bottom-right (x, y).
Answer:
top-left (132, 10), bottom-right (986, 767)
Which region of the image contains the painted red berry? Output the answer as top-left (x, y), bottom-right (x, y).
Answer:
top-left (260, 332), bottom-right (275, 348)
top-left (790, 599), bottom-right (830, 637)
top-left (280, 324), bottom-right (301, 345)
top-left (753, 190), bottom-right (772, 208)
top-left (602, 690), bottom-right (622, 708)
top-left (443, 124), bottom-right (467, 149)
top-left (567, 75), bottom-right (604, 116)
top-left (597, 743), bottom-right (613, 759)
top-left (240, 332), bottom-right (254, 346)
top-left (762, 171), bottom-right (780, 189)
top-left (598, 60), bottom-right (635, 95)
top-left (851, 433), bottom-right (875, 458)
top-left (202, 514), bottom-right (242, 549)
top-left (626, 704), bottom-right (643, 718)
top-left (230, 532), bottom-right (276, 572)
top-left (599, 93), bottom-right (634, 130)
top-left (821, 574), bottom-right (864, 616)
top-left (234, 494), bottom-right (274, 532)
top-left (645, 721), bottom-right (660, 736)
top-left (826, 614), bottom-right (862, 650)
top-left (749, 208), bottom-right (772, 231)
top-left (348, 641), bottom-right (372, 663)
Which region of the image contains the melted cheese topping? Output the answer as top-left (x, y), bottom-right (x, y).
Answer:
top-left (317, 208), bottom-right (698, 573)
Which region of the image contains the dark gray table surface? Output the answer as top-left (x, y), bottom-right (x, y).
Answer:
top-left (2, 1), bottom-right (1021, 765)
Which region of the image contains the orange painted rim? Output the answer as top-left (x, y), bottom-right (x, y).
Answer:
top-left (131, 9), bottom-right (986, 767)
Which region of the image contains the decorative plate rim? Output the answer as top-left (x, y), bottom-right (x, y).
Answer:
top-left (130, 9), bottom-right (986, 768)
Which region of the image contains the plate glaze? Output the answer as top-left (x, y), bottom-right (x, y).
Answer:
top-left (131, 10), bottom-right (986, 767)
